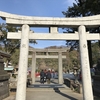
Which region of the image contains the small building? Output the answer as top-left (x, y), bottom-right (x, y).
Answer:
top-left (4, 67), bottom-right (14, 76)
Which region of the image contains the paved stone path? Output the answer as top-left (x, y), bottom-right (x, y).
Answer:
top-left (3, 78), bottom-right (83, 100)
top-left (4, 85), bottom-right (83, 100)
top-left (3, 78), bottom-right (100, 100)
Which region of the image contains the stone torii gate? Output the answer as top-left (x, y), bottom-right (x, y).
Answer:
top-left (29, 48), bottom-right (68, 84)
top-left (1, 11), bottom-right (100, 100)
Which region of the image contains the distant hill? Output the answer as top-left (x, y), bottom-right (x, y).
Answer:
top-left (29, 45), bottom-right (69, 50)
top-left (45, 45), bottom-right (69, 49)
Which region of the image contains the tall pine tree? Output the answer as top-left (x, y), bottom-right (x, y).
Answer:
top-left (62, 0), bottom-right (100, 67)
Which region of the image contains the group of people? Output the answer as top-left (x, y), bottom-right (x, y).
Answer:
top-left (40, 69), bottom-right (51, 84)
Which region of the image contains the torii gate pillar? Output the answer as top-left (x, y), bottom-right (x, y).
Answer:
top-left (58, 52), bottom-right (63, 84)
top-left (79, 25), bottom-right (93, 100)
top-left (31, 52), bottom-right (36, 84)
top-left (16, 25), bottom-right (29, 100)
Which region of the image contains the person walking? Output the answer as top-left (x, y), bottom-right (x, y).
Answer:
top-left (46, 70), bottom-right (51, 84)
top-left (40, 69), bottom-right (45, 84)
top-left (44, 69), bottom-right (47, 82)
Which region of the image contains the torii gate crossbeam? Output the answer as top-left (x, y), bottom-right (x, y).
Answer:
top-left (7, 32), bottom-right (100, 40)
top-left (0, 11), bottom-right (100, 27)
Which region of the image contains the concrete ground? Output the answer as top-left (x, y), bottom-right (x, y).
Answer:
top-left (3, 78), bottom-right (100, 100)
top-left (4, 85), bottom-right (83, 100)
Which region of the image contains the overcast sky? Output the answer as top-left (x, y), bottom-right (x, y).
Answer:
top-left (0, 0), bottom-right (75, 48)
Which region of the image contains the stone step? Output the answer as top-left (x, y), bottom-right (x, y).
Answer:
top-left (28, 84), bottom-right (66, 88)
top-left (27, 87), bottom-right (71, 92)
top-left (27, 84), bottom-right (71, 92)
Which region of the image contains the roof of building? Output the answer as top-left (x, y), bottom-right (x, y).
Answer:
top-left (4, 67), bottom-right (14, 71)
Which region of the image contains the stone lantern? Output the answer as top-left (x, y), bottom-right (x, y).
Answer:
top-left (0, 50), bottom-right (11, 100)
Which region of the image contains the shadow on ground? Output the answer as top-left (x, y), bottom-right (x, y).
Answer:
top-left (54, 88), bottom-right (77, 100)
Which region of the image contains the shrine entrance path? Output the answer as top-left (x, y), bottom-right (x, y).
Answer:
top-left (4, 77), bottom-right (100, 100)
top-left (4, 78), bottom-right (83, 100)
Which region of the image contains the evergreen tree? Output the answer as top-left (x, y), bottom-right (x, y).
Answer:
top-left (62, 0), bottom-right (100, 67)
top-left (0, 23), bottom-right (37, 66)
